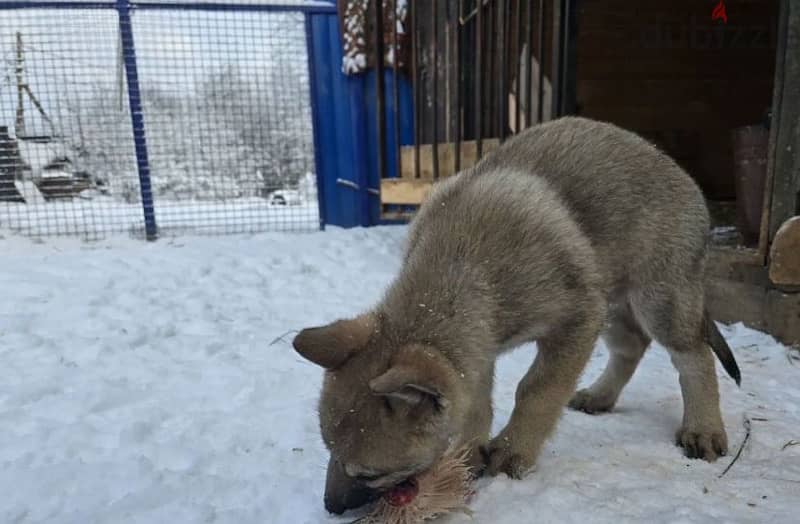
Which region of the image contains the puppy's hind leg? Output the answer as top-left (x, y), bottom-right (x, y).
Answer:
top-left (632, 286), bottom-right (728, 462)
top-left (667, 341), bottom-right (728, 461)
top-left (569, 303), bottom-right (651, 414)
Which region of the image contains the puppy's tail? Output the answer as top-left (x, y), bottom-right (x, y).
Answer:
top-left (703, 310), bottom-right (741, 386)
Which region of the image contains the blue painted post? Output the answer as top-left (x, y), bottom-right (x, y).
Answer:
top-left (304, 14), bottom-right (326, 231)
top-left (116, 0), bottom-right (157, 240)
top-left (348, 78), bottom-right (371, 227)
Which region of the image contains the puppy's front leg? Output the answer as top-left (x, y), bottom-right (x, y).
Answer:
top-left (484, 317), bottom-right (600, 478)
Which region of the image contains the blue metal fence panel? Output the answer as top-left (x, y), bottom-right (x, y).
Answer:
top-left (348, 75), bottom-right (372, 227)
top-left (307, 12), bottom-right (357, 227)
top-left (306, 9), bottom-right (413, 228)
top-left (304, 13), bottom-right (327, 230)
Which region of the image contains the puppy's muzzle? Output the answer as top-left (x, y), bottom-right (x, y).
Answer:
top-left (324, 458), bottom-right (379, 514)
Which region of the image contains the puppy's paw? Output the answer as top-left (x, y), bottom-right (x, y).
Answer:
top-left (467, 443), bottom-right (488, 478)
top-left (675, 425), bottom-right (728, 462)
top-left (568, 388), bottom-right (616, 414)
top-left (480, 435), bottom-right (535, 479)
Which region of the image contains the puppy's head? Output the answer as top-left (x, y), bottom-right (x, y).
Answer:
top-left (293, 313), bottom-right (467, 514)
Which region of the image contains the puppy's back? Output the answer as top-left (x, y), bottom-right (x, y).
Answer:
top-left (472, 117), bottom-right (710, 286)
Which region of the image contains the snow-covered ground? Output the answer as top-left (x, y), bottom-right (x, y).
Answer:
top-left (1, 226), bottom-right (798, 524)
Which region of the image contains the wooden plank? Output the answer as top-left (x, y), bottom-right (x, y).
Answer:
top-left (381, 210), bottom-right (417, 222)
top-left (574, 1), bottom-right (778, 202)
top-left (706, 275), bottom-right (800, 346)
top-left (706, 245), bottom-right (766, 283)
top-left (706, 265), bottom-right (800, 347)
top-left (398, 139), bottom-right (500, 180)
top-left (765, 289), bottom-right (800, 345)
top-left (412, 0), bottom-right (475, 147)
top-left (705, 276), bottom-right (769, 331)
top-left (381, 178), bottom-right (433, 205)
top-left (769, 0), bottom-right (800, 239)
top-left (577, 82), bottom-right (772, 108)
top-left (551, 0), bottom-right (562, 116)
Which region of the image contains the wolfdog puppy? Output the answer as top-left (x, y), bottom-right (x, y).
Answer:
top-left (293, 117), bottom-right (740, 514)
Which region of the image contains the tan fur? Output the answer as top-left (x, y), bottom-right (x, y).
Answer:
top-left (293, 117), bottom-right (739, 514)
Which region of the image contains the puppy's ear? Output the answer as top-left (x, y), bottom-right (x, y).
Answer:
top-left (368, 345), bottom-right (456, 410)
top-left (369, 367), bottom-right (445, 408)
top-left (292, 313), bottom-right (376, 369)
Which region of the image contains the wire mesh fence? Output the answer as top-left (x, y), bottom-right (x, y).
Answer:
top-left (0, 1), bottom-right (322, 240)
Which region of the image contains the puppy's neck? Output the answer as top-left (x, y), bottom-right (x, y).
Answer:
top-left (380, 260), bottom-right (499, 379)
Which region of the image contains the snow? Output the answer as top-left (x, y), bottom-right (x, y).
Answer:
top-left (1, 226), bottom-right (798, 524)
top-left (0, 198), bottom-right (319, 238)
top-left (341, 0), bottom-right (370, 75)
top-left (340, 0), bottom-right (407, 73)
top-left (15, 140), bottom-right (69, 179)
top-left (14, 181), bottom-right (46, 205)
top-left (342, 52), bottom-right (368, 75)
top-left (3, 9), bottom-right (316, 207)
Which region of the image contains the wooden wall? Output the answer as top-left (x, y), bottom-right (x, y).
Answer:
top-left (575, 0), bottom-right (779, 200)
top-left (411, 0), bottom-right (554, 145)
top-left (768, 0), bottom-right (800, 239)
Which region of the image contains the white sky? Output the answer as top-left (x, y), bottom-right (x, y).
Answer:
top-left (1, 5), bottom-right (315, 135)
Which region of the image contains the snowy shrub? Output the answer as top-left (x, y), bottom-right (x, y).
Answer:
top-left (55, 65), bottom-right (314, 203)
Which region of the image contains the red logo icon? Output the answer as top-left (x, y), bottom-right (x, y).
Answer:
top-left (712, 0), bottom-right (728, 24)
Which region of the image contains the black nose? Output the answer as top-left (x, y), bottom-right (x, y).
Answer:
top-left (324, 495), bottom-right (346, 515)
top-left (324, 485), bottom-right (379, 515)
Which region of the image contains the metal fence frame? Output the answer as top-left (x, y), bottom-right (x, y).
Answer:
top-left (0, 0), bottom-right (337, 240)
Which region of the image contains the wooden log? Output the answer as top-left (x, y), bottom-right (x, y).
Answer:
top-left (769, 216), bottom-right (800, 286)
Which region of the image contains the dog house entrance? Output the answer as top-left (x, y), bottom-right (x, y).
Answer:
top-left (375, 0), bottom-right (779, 251)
